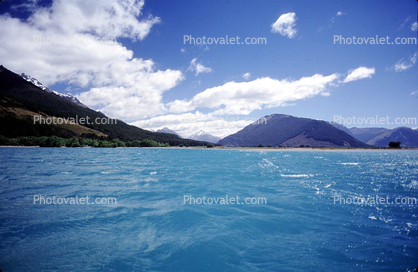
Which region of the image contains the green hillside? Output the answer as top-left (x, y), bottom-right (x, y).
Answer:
top-left (0, 65), bottom-right (209, 146)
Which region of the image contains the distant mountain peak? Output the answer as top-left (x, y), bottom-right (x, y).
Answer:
top-left (195, 130), bottom-right (209, 136)
top-left (156, 127), bottom-right (181, 137)
top-left (189, 130), bottom-right (220, 144)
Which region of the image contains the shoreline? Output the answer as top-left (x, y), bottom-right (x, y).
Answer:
top-left (0, 145), bottom-right (417, 150)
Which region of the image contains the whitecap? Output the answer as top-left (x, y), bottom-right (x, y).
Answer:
top-left (260, 158), bottom-right (278, 168)
top-left (406, 180), bottom-right (418, 189)
top-left (340, 163), bottom-right (359, 165)
top-left (379, 217), bottom-right (392, 223)
top-left (280, 174), bottom-right (313, 178)
top-left (150, 172), bottom-right (157, 175)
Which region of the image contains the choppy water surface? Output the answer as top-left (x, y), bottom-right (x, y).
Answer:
top-left (0, 148), bottom-right (417, 271)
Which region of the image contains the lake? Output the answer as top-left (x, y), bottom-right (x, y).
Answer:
top-left (0, 147), bottom-right (417, 271)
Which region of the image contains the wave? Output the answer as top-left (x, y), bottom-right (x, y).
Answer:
top-left (280, 174), bottom-right (314, 178)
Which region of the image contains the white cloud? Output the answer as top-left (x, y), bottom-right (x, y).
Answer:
top-left (343, 67), bottom-right (375, 83)
top-left (0, 0), bottom-right (187, 121)
top-left (129, 111), bottom-right (256, 138)
top-left (130, 66), bottom-right (378, 137)
top-left (77, 66), bottom-right (184, 120)
top-left (242, 72), bottom-right (251, 80)
top-left (391, 52), bottom-right (417, 72)
top-left (188, 58), bottom-right (212, 76)
top-left (132, 66), bottom-right (370, 137)
top-left (271, 12), bottom-right (297, 38)
top-left (394, 62), bottom-right (411, 72)
top-left (0, 1), bottom-right (382, 136)
top-left (181, 48), bottom-right (186, 53)
top-left (410, 90), bottom-right (418, 96)
top-left (412, 22), bottom-right (418, 31)
top-left (31, 0), bottom-right (157, 40)
top-left (168, 73), bottom-right (339, 115)
top-left (333, 11), bottom-right (346, 21)
top-left (10, 0), bottom-right (40, 12)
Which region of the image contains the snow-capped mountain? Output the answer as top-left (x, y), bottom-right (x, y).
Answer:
top-left (20, 73), bottom-right (51, 92)
top-left (189, 130), bottom-right (220, 143)
top-left (156, 127), bottom-right (181, 137)
top-left (19, 73), bottom-right (89, 108)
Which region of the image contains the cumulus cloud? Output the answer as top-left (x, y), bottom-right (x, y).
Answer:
top-left (10, 0), bottom-right (40, 12)
top-left (129, 111), bottom-right (254, 138)
top-left (131, 66), bottom-right (376, 136)
top-left (77, 65), bottom-right (184, 120)
top-left (0, 0), bottom-right (185, 121)
top-left (168, 73), bottom-right (339, 115)
top-left (188, 58), bottom-right (212, 76)
top-left (0, 0), bottom-right (380, 135)
top-left (343, 67), bottom-right (375, 83)
top-left (242, 72), bottom-right (251, 80)
top-left (271, 12), bottom-right (297, 38)
top-left (391, 52), bottom-right (417, 72)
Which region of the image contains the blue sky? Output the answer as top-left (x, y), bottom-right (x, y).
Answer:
top-left (0, 0), bottom-right (417, 137)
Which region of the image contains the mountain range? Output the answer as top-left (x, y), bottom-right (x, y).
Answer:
top-left (1, 65), bottom-right (417, 148)
top-left (189, 130), bottom-right (221, 143)
top-left (220, 115), bottom-right (418, 148)
top-left (0, 65), bottom-right (209, 146)
top-left (219, 114), bottom-right (369, 147)
top-left (329, 122), bottom-right (418, 147)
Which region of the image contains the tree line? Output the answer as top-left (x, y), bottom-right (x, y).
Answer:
top-left (0, 135), bottom-right (171, 148)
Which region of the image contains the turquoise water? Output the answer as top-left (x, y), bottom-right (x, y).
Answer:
top-left (0, 147), bottom-right (417, 271)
